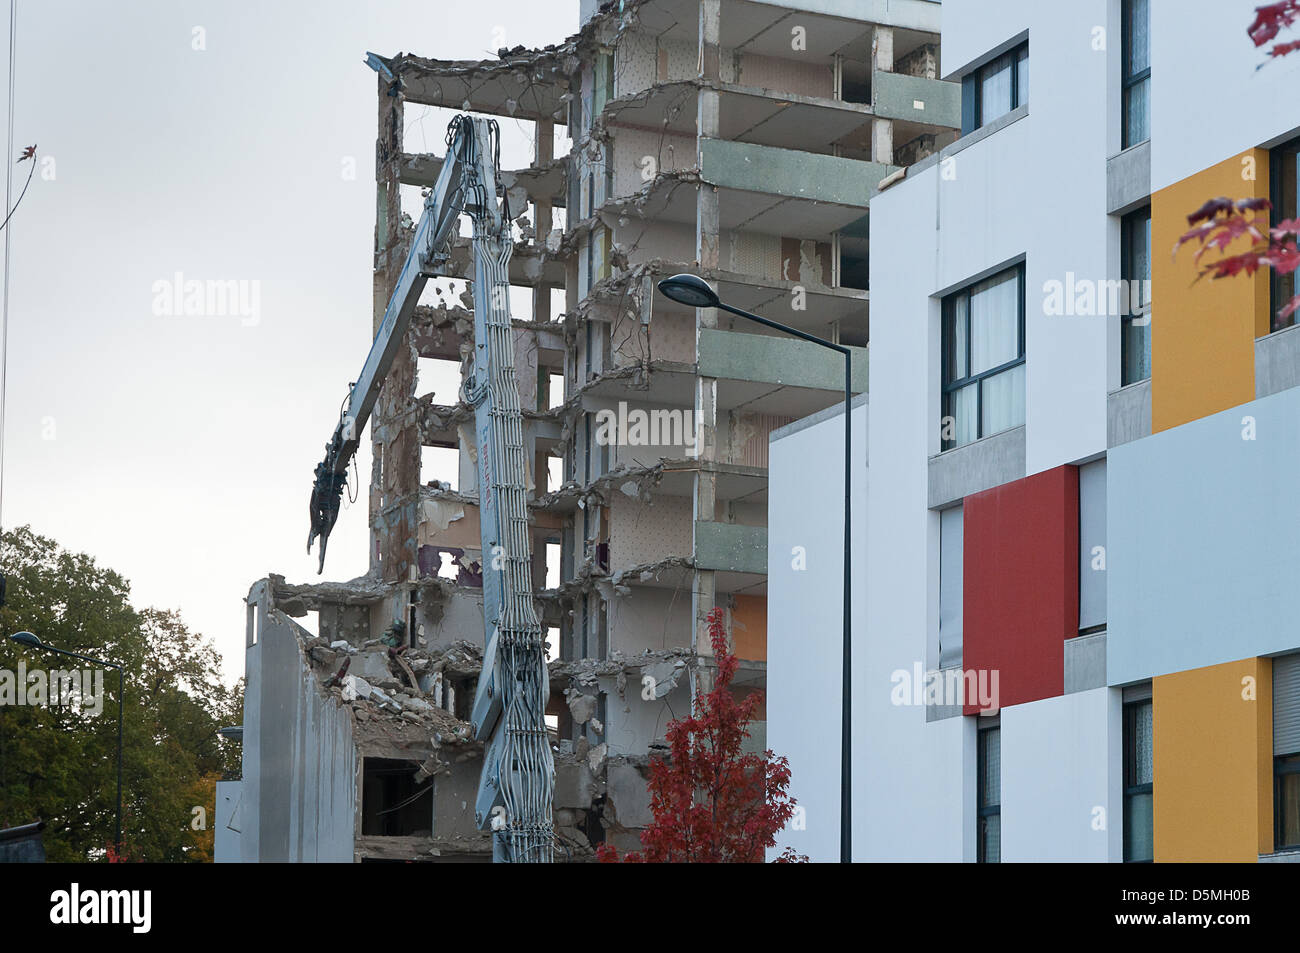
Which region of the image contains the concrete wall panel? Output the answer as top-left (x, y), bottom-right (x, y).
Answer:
top-left (1152, 658), bottom-right (1274, 861)
top-left (1109, 386), bottom-right (1300, 683)
top-left (962, 465), bottom-right (1078, 714)
top-left (1001, 687), bottom-right (1122, 862)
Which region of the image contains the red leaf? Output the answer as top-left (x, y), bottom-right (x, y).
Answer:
top-left (1187, 196), bottom-right (1234, 226)
top-left (1249, 1), bottom-right (1300, 48)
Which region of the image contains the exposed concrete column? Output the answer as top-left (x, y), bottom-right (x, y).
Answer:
top-left (371, 75), bottom-right (420, 585)
top-left (871, 25), bottom-right (894, 165)
top-left (872, 24), bottom-right (894, 71)
top-left (692, 0), bottom-right (723, 671)
top-left (698, 0), bottom-right (721, 83)
top-left (533, 119), bottom-right (554, 323)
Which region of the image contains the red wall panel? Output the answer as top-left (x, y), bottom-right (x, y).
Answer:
top-left (962, 465), bottom-right (1079, 715)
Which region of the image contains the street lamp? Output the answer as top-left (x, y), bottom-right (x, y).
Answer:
top-left (7, 631), bottom-right (125, 857)
top-left (657, 273), bottom-right (854, 863)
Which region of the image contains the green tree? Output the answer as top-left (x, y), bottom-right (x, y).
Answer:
top-left (0, 526), bottom-right (241, 861)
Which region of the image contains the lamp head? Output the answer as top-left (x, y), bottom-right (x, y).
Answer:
top-left (657, 273), bottom-right (719, 309)
top-left (8, 631), bottom-right (41, 648)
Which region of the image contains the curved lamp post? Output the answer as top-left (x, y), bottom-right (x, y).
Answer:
top-left (7, 631), bottom-right (124, 857)
top-left (657, 273), bottom-right (854, 864)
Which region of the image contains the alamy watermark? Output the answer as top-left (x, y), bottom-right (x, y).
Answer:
top-left (0, 661), bottom-right (104, 716)
top-left (593, 401), bottom-right (701, 455)
top-left (890, 662), bottom-right (1000, 711)
top-left (151, 272), bottom-right (261, 326)
top-left (1042, 273), bottom-right (1151, 320)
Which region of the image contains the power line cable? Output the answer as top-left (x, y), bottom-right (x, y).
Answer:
top-left (0, 0), bottom-right (16, 537)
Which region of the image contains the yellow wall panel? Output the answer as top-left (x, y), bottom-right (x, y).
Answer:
top-left (1151, 150), bottom-right (1270, 432)
top-left (1152, 657), bottom-right (1273, 862)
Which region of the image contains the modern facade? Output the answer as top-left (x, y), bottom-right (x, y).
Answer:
top-left (769, 0), bottom-right (1300, 862)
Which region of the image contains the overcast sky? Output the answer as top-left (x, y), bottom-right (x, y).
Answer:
top-left (1, 0), bottom-right (577, 680)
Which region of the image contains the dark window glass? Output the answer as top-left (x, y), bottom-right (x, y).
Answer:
top-left (1123, 0), bottom-right (1151, 147)
top-left (1121, 207), bottom-right (1152, 385)
top-left (1271, 138), bottom-right (1300, 332)
top-left (1278, 755), bottom-right (1300, 850)
top-left (1123, 699), bottom-right (1154, 862)
top-left (978, 726), bottom-right (1001, 863)
top-left (942, 265), bottom-right (1025, 450)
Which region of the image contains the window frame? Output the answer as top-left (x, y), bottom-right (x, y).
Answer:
top-left (1121, 0), bottom-right (1151, 149)
top-left (977, 723), bottom-right (1001, 864)
top-left (1120, 205), bottom-right (1152, 386)
top-left (941, 263), bottom-right (1027, 451)
top-left (1277, 753), bottom-right (1300, 852)
top-left (1270, 135), bottom-right (1300, 334)
top-left (1122, 698), bottom-right (1154, 863)
top-left (971, 41), bottom-right (1029, 130)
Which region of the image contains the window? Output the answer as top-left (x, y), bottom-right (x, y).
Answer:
top-left (1078, 459), bottom-right (1107, 632)
top-left (1279, 755), bottom-right (1300, 851)
top-left (977, 724), bottom-right (1001, 863)
top-left (942, 265), bottom-right (1025, 450)
top-left (1275, 653), bottom-right (1300, 851)
top-left (1123, 698), bottom-right (1154, 862)
top-left (1122, 0), bottom-right (1151, 148)
top-left (963, 41), bottom-right (1028, 133)
top-left (1271, 136), bottom-right (1300, 333)
top-left (1121, 207), bottom-right (1152, 385)
top-left (938, 506), bottom-right (964, 669)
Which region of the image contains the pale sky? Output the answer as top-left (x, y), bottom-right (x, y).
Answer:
top-left (0, 0), bottom-right (577, 681)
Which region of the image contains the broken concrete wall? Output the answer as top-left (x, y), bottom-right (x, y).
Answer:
top-left (608, 492), bottom-right (693, 571)
top-left (898, 42), bottom-right (939, 79)
top-left (242, 584), bottom-right (356, 863)
top-left (594, 396), bottom-right (698, 468)
top-left (601, 669), bottom-right (690, 756)
top-left (513, 326), bottom-right (541, 409)
top-left (723, 411), bottom-right (794, 468)
top-left (605, 585), bottom-right (692, 655)
top-left (610, 128), bottom-right (696, 198)
top-left (728, 230), bottom-right (783, 281)
top-left (416, 587), bottom-right (487, 653)
top-left (609, 27), bottom-right (658, 95)
top-left (737, 52), bottom-right (833, 97)
top-left (318, 603), bottom-right (371, 650)
top-left (615, 220), bottom-right (693, 266)
top-left (641, 309), bottom-right (696, 365)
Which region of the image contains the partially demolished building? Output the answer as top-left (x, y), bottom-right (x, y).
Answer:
top-left (219, 0), bottom-right (957, 863)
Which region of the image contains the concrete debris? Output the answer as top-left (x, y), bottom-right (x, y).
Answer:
top-left (641, 658), bottom-right (687, 700)
top-left (310, 645), bottom-right (338, 666)
top-left (566, 689), bottom-right (598, 725)
top-left (341, 674), bottom-right (371, 703)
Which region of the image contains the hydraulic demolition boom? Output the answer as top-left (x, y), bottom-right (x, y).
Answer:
top-left (307, 113), bottom-right (553, 862)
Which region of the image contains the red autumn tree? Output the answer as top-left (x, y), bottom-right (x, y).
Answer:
top-left (1173, 4), bottom-right (1300, 326)
top-left (596, 608), bottom-right (805, 863)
